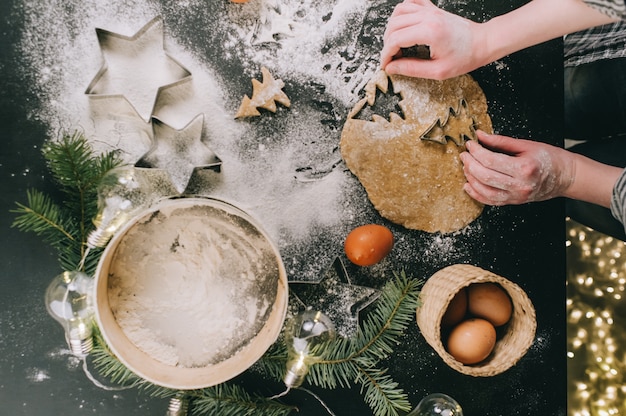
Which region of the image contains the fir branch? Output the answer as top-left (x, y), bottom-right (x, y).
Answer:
top-left (306, 271), bottom-right (421, 416)
top-left (90, 332), bottom-right (145, 389)
top-left (356, 367), bottom-right (411, 416)
top-left (91, 332), bottom-right (296, 416)
top-left (255, 340), bottom-right (289, 381)
top-left (351, 271), bottom-right (421, 365)
top-left (257, 272), bottom-right (421, 416)
top-left (12, 131), bottom-right (122, 273)
top-left (43, 131), bottom-right (123, 242)
top-left (11, 189), bottom-right (77, 245)
top-left (189, 384), bottom-right (296, 416)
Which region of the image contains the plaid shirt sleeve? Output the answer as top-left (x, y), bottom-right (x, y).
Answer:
top-left (583, 0), bottom-right (626, 19)
top-left (610, 168), bottom-right (626, 230)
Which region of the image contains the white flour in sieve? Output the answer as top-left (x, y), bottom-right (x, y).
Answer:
top-left (106, 201), bottom-right (280, 367)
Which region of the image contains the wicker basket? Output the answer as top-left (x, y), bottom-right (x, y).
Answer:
top-left (416, 264), bottom-right (536, 377)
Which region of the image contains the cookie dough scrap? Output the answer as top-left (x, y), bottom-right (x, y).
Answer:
top-left (235, 66), bottom-right (291, 118)
top-left (340, 71), bottom-right (493, 234)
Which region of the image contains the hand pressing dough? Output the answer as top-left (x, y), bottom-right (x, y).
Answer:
top-left (340, 71), bottom-right (492, 233)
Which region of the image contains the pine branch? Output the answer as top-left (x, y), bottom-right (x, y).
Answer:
top-left (90, 332), bottom-right (145, 389)
top-left (254, 340), bottom-right (289, 381)
top-left (256, 272), bottom-right (421, 416)
top-left (90, 331), bottom-right (296, 416)
top-left (189, 384), bottom-right (296, 416)
top-left (12, 131), bottom-right (122, 273)
top-left (43, 131), bottom-right (122, 242)
top-left (356, 367), bottom-right (411, 416)
top-left (11, 189), bottom-right (77, 245)
top-left (352, 271), bottom-right (422, 365)
top-left (305, 271), bottom-right (421, 416)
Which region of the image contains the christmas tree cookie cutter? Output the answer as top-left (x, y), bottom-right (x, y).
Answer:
top-left (419, 99), bottom-right (478, 146)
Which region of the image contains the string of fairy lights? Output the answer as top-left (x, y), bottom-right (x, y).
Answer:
top-left (567, 217), bottom-right (626, 416)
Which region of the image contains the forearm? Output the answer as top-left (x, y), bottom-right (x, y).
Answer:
top-left (562, 152), bottom-right (623, 208)
top-left (475, 0), bottom-right (619, 66)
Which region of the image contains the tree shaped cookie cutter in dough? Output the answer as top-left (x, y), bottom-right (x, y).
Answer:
top-left (419, 99), bottom-right (478, 146)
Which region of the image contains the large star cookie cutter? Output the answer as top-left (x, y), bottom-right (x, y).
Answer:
top-left (289, 257), bottom-right (381, 337)
top-left (85, 16), bottom-right (192, 123)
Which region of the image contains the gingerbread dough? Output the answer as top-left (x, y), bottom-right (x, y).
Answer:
top-left (340, 71), bottom-right (492, 233)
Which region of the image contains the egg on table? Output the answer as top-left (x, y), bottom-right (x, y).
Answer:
top-left (344, 224), bottom-right (394, 266)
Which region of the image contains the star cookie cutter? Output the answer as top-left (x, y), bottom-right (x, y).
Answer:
top-left (85, 16), bottom-right (192, 123)
top-left (419, 98), bottom-right (477, 146)
top-left (135, 114), bottom-right (222, 194)
top-left (289, 257), bottom-right (381, 337)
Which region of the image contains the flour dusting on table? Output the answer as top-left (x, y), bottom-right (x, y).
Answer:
top-left (16, 0), bottom-right (491, 289)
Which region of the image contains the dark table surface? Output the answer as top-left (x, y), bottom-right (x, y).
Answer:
top-left (0, 0), bottom-right (566, 415)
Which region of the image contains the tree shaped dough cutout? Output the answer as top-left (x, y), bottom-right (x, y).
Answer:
top-left (340, 71), bottom-right (492, 234)
top-left (235, 67), bottom-right (291, 118)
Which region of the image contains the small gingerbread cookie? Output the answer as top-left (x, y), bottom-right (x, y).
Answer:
top-left (235, 67), bottom-right (290, 118)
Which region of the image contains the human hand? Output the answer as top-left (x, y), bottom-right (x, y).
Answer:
top-left (380, 0), bottom-right (486, 80)
top-left (460, 131), bottom-right (575, 205)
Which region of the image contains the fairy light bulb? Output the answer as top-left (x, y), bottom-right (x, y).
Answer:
top-left (87, 166), bottom-right (175, 248)
top-left (45, 271), bottom-right (95, 356)
top-left (166, 395), bottom-right (188, 416)
top-left (283, 310), bottom-right (335, 389)
top-left (408, 393), bottom-right (464, 416)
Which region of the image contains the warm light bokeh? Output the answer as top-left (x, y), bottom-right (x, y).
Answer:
top-left (567, 218), bottom-right (626, 416)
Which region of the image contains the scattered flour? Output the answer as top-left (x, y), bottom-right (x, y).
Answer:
top-left (15, 0), bottom-right (384, 284)
top-left (16, 0), bottom-right (490, 305)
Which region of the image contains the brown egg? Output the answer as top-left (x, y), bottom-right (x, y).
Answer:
top-left (446, 318), bottom-right (496, 365)
top-left (344, 224), bottom-right (394, 266)
top-left (467, 283), bottom-right (513, 326)
top-left (441, 288), bottom-right (467, 327)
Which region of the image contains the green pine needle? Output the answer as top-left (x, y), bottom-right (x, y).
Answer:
top-left (11, 131), bottom-right (122, 274)
top-left (12, 189), bottom-right (77, 244)
top-left (257, 271), bottom-right (422, 416)
top-left (189, 384), bottom-right (296, 416)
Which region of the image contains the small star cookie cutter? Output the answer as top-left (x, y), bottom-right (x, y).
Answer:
top-left (135, 114), bottom-right (222, 194)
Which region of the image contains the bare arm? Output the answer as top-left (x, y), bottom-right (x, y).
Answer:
top-left (460, 131), bottom-right (623, 208)
top-left (381, 0), bottom-right (619, 80)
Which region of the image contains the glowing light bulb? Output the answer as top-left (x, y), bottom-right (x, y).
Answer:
top-left (45, 271), bottom-right (95, 356)
top-left (408, 393), bottom-right (464, 416)
top-left (283, 310), bottom-right (335, 389)
top-left (87, 166), bottom-right (176, 248)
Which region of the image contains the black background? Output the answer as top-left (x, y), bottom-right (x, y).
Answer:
top-left (0, 0), bottom-right (566, 415)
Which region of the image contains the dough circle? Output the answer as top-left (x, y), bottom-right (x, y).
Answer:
top-left (340, 71), bottom-right (492, 233)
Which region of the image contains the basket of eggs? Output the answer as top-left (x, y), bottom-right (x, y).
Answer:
top-left (416, 264), bottom-right (536, 377)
